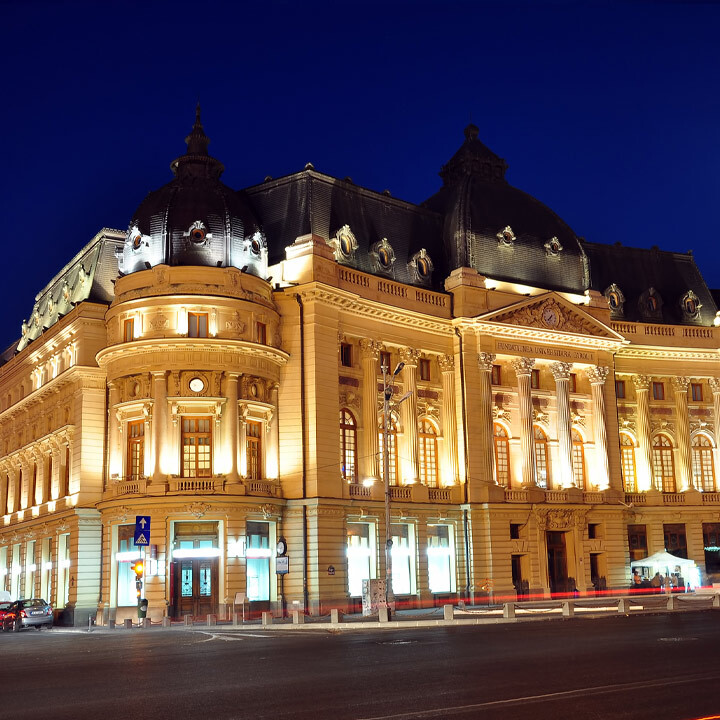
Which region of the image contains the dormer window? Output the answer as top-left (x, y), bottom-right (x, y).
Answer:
top-left (604, 283), bottom-right (625, 316)
top-left (681, 290), bottom-right (701, 319)
top-left (329, 224), bottom-right (358, 263)
top-left (497, 226), bottom-right (515, 247)
top-left (409, 249), bottom-right (434, 284)
top-left (371, 238), bottom-right (396, 275)
top-left (184, 221), bottom-right (211, 246)
top-left (639, 287), bottom-right (663, 319)
top-left (128, 224), bottom-right (145, 252)
top-left (544, 237), bottom-right (563, 256)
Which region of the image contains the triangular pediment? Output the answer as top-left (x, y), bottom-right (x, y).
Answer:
top-left (476, 292), bottom-right (623, 340)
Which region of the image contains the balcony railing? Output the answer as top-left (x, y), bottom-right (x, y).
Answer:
top-left (169, 478), bottom-right (222, 493)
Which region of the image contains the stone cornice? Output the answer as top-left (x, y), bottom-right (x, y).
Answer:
top-left (617, 346), bottom-right (720, 362)
top-left (96, 338), bottom-right (290, 369)
top-left (296, 286), bottom-right (452, 337)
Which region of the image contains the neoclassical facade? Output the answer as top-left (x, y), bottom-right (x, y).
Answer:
top-left (2, 112), bottom-right (720, 624)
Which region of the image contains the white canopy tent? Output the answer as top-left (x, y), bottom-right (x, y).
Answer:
top-left (630, 551), bottom-right (701, 589)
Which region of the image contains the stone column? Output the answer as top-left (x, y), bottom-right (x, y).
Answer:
top-left (50, 444), bottom-right (61, 500)
top-left (7, 467), bottom-right (18, 513)
top-left (0, 468), bottom-right (7, 517)
top-left (439, 355), bottom-right (460, 486)
top-left (399, 348), bottom-right (421, 484)
top-left (632, 375), bottom-right (655, 491)
top-left (477, 352), bottom-right (497, 484)
top-left (585, 366), bottom-right (611, 490)
top-left (709, 378), bottom-right (720, 487)
top-left (108, 381), bottom-right (122, 481)
top-left (225, 372), bottom-right (240, 483)
top-left (551, 362), bottom-right (574, 489)
top-left (267, 384), bottom-right (280, 481)
top-left (151, 371), bottom-right (167, 485)
top-left (239, 405), bottom-right (248, 478)
top-left (360, 339), bottom-right (382, 482)
top-left (512, 358), bottom-right (537, 488)
top-left (673, 376), bottom-right (694, 491)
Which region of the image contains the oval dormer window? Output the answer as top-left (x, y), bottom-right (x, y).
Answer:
top-left (340, 234), bottom-right (353, 256)
top-left (251, 237), bottom-right (262, 255)
top-left (378, 247), bottom-right (392, 269)
top-left (191, 227), bottom-right (206, 244)
top-left (132, 235), bottom-right (142, 250)
top-left (608, 292), bottom-right (619, 310)
top-left (417, 257), bottom-right (431, 278)
top-left (648, 296), bottom-right (658, 312)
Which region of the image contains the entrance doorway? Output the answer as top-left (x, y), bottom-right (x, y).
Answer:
top-left (511, 554), bottom-right (528, 598)
top-left (546, 531), bottom-right (569, 594)
top-left (173, 557), bottom-right (218, 618)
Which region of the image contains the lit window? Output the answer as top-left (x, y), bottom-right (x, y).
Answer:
top-left (127, 420), bottom-right (144, 481)
top-left (340, 410), bottom-right (357, 483)
top-left (246, 521), bottom-right (271, 601)
top-left (652, 382), bottom-right (665, 401)
top-left (182, 417), bottom-right (212, 477)
top-left (534, 426), bottom-right (550, 489)
top-left (493, 423), bottom-right (510, 486)
top-left (620, 433), bottom-right (637, 493)
top-left (616, 380), bottom-right (626, 399)
top-left (390, 523), bottom-right (415, 595)
top-left (572, 428), bottom-right (585, 489)
top-left (347, 523), bottom-right (374, 597)
top-left (652, 434), bottom-right (675, 492)
top-left (379, 418), bottom-right (399, 485)
top-left (188, 313), bottom-right (208, 338)
top-left (124, 318), bottom-right (135, 342)
top-left (691, 383), bottom-right (703, 402)
top-left (419, 358), bottom-right (431, 382)
top-left (491, 365), bottom-right (502, 386)
top-left (427, 525), bottom-right (455, 594)
top-left (246, 420), bottom-right (262, 480)
top-left (569, 373), bottom-right (577, 393)
top-left (256, 322), bottom-right (267, 345)
top-left (419, 418), bottom-right (438, 488)
top-left (531, 369), bottom-right (540, 390)
top-left (692, 435), bottom-right (715, 492)
top-left (340, 343), bottom-right (352, 368)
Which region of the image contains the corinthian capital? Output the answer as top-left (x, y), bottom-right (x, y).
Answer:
top-left (550, 362), bottom-right (572, 382)
top-left (672, 376), bottom-right (690, 393)
top-left (478, 352), bottom-right (496, 373)
top-left (632, 375), bottom-right (650, 391)
top-left (438, 354), bottom-right (455, 373)
top-left (585, 365), bottom-right (610, 385)
top-left (710, 377), bottom-right (720, 394)
top-left (399, 347), bottom-right (421, 366)
top-left (359, 338), bottom-right (382, 359)
top-left (511, 357), bottom-right (535, 377)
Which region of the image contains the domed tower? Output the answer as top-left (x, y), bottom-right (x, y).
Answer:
top-left (119, 106), bottom-right (267, 278)
top-left (424, 124), bottom-right (588, 294)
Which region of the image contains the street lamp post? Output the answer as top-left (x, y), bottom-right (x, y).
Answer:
top-left (381, 360), bottom-right (411, 614)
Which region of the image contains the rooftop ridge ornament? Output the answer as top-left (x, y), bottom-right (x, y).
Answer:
top-left (170, 104), bottom-right (225, 180)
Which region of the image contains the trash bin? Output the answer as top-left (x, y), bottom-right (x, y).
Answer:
top-left (138, 598), bottom-right (149, 619)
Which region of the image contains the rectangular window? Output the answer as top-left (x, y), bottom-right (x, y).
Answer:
top-left (588, 523), bottom-right (600, 540)
top-left (347, 523), bottom-right (374, 597)
top-left (182, 417), bottom-right (212, 477)
top-left (491, 365), bottom-right (502, 386)
top-left (652, 382), bottom-right (665, 401)
top-left (116, 525), bottom-right (140, 607)
top-left (56, 535), bottom-right (70, 607)
top-left (703, 523), bottom-right (720, 577)
top-left (419, 358), bottom-right (431, 382)
top-left (24, 541), bottom-right (35, 599)
top-left (569, 373), bottom-right (577, 393)
top-left (256, 322), bottom-right (267, 345)
top-left (664, 523), bottom-right (688, 559)
top-left (627, 525), bottom-right (647, 563)
top-left (188, 312), bottom-right (208, 338)
top-left (691, 383), bottom-right (703, 402)
top-left (246, 521), bottom-right (272, 602)
top-left (390, 523), bottom-right (416, 596)
top-left (123, 318), bottom-right (135, 342)
top-left (340, 343), bottom-right (352, 368)
top-left (379, 351), bottom-right (391, 373)
top-left (510, 523), bottom-right (521, 540)
top-left (427, 524), bottom-right (455, 594)
top-left (246, 420), bottom-right (262, 480)
top-left (40, 538), bottom-right (51, 602)
top-left (616, 380), bottom-right (626, 399)
top-left (11, 543), bottom-right (20, 601)
top-left (127, 420), bottom-right (145, 480)
top-left (531, 369), bottom-right (540, 390)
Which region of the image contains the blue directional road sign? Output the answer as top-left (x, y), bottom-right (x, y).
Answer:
top-left (134, 515), bottom-right (151, 546)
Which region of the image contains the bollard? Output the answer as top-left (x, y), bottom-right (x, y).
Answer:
top-left (330, 609), bottom-right (342, 624)
top-left (142, 617), bottom-right (150, 629)
top-left (666, 595), bottom-right (676, 611)
top-left (618, 598), bottom-right (631, 614)
top-left (378, 606), bottom-right (390, 623)
top-left (443, 604), bottom-right (454, 621)
top-left (503, 603), bottom-right (516, 619)
top-left (713, 594), bottom-right (720, 609)
top-left (562, 601), bottom-right (574, 618)
top-left (162, 617), bottom-right (171, 628)
top-left (123, 618), bottom-right (132, 629)
top-left (232, 612), bottom-right (242, 626)
top-left (108, 620), bottom-right (115, 630)
top-left (184, 614), bottom-right (193, 626)
top-left (262, 611), bottom-right (273, 626)
top-left (207, 614), bottom-right (217, 626)
top-left (292, 610), bottom-right (304, 625)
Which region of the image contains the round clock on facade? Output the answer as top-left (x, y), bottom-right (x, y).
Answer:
top-left (542, 305), bottom-right (559, 328)
top-left (276, 538), bottom-right (287, 556)
top-left (189, 377), bottom-right (205, 393)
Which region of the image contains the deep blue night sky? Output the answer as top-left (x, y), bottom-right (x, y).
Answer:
top-left (4, 1), bottom-right (720, 349)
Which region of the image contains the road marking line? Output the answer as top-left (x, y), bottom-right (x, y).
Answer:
top-left (355, 671), bottom-right (720, 719)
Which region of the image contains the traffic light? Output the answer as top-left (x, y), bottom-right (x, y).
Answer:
top-left (131, 559), bottom-right (144, 578)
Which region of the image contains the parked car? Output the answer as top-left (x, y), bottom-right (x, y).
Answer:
top-left (0, 602), bottom-right (11, 626)
top-left (2, 599), bottom-right (53, 632)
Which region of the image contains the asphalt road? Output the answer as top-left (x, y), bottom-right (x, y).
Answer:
top-left (2, 612), bottom-right (720, 720)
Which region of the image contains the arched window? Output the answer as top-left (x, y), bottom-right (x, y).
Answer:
top-left (572, 428), bottom-right (586, 489)
top-left (652, 434), bottom-right (676, 493)
top-left (340, 409), bottom-right (357, 483)
top-left (620, 433), bottom-right (637, 492)
top-left (418, 418), bottom-right (438, 488)
top-left (534, 426), bottom-right (550, 489)
top-left (692, 434), bottom-right (715, 492)
top-left (379, 417), bottom-right (400, 486)
top-left (494, 423), bottom-right (510, 486)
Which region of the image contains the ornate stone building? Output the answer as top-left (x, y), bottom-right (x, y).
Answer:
top-left (2, 111), bottom-right (719, 624)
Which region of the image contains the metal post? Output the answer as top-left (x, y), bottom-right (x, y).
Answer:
top-left (382, 365), bottom-right (394, 611)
